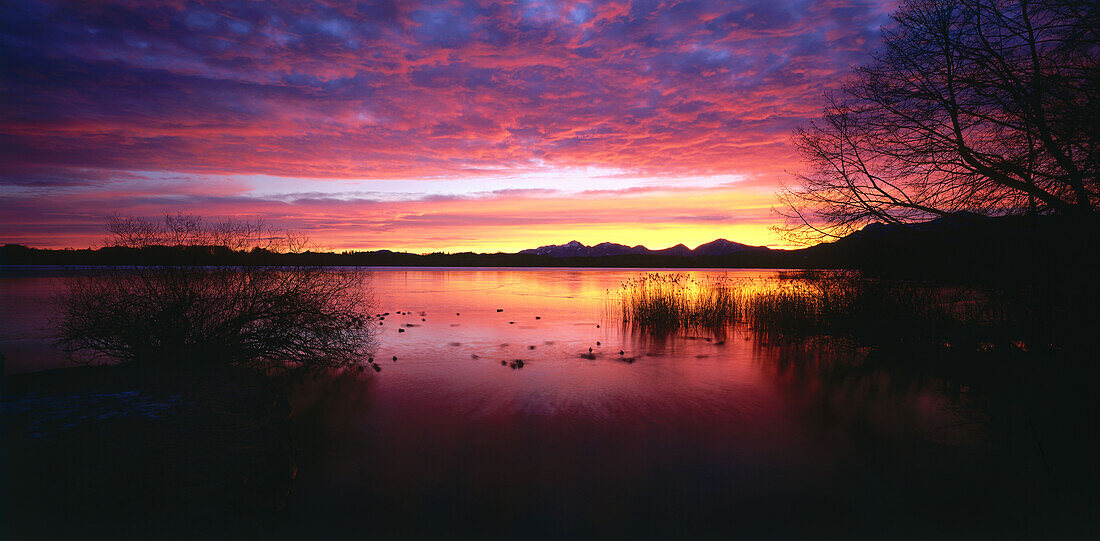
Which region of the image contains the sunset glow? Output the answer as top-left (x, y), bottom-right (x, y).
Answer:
top-left (1, 0), bottom-right (899, 251)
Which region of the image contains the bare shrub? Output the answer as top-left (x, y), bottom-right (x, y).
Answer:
top-left (56, 215), bottom-right (376, 373)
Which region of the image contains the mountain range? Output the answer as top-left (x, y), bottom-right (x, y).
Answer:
top-left (518, 238), bottom-right (770, 258)
top-left (3, 213), bottom-right (1094, 284)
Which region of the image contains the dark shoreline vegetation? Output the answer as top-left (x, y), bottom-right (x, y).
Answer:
top-left (616, 267), bottom-right (1095, 361)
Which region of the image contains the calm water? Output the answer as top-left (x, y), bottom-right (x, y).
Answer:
top-left (0, 268), bottom-right (1047, 538)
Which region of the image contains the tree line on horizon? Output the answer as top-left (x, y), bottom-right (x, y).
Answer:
top-left (2, 210), bottom-right (1095, 285)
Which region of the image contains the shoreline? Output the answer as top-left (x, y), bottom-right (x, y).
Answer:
top-left (2, 363), bottom-right (295, 539)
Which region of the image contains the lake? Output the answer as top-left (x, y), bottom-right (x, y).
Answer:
top-left (0, 267), bottom-right (1055, 538)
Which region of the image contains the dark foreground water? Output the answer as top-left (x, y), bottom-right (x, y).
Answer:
top-left (1, 268), bottom-right (1089, 539)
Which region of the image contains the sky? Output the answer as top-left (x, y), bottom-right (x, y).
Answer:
top-left (0, 0), bottom-right (898, 252)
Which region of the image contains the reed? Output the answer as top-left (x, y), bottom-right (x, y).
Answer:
top-left (616, 273), bottom-right (737, 330)
top-left (616, 271), bottom-right (1026, 350)
top-left (740, 273), bottom-right (1018, 348)
top-left (739, 282), bottom-right (827, 337)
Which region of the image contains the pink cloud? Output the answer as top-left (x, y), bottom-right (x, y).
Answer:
top-left (1, 0), bottom-right (897, 249)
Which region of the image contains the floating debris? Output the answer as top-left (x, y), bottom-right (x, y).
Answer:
top-left (580, 353), bottom-right (596, 360)
top-left (527, 345), bottom-right (536, 350)
top-left (497, 309), bottom-right (504, 312)
top-left (509, 359), bottom-right (525, 369)
top-left (392, 355), bottom-right (397, 362)
top-left (535, 316), bottom-right (541, 320)
top-left (471, 354), bottom-right (480, 360)
top-left (397, 328), bottom-right (405, 333)
top-left (448, 342), bottom-right (462, 347)
top-left (509, 321), bottom-right (515, 325)
top-left (596, 341), bottom-right (601, 346)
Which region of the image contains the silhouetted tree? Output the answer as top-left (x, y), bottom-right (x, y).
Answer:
top-left (57, 215), bottom-right (377, 372)
top-left (779, 0), bottom-right (1098, 241)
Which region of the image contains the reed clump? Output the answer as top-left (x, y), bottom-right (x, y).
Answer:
top-left (616, 273), bottom-right (736, 330)
top-left (616, 271), bottom-right (1031, 351)
top-left (741, 272), bottom-right (1024, 350)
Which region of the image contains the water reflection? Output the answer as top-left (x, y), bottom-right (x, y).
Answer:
top-left (0, 273), bottom-right (70, 373)
top-left (271, 269), bottom-right (1009, 538)
top-left (0, 268), bottom-right (1045, 537)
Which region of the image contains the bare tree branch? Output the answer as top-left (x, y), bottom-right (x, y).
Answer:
top-left (778, 0), bottom-right (1098, 242)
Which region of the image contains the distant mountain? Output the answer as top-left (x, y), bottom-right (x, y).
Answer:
top-left (654, 243), bottom-right (693, 257)
top-left (844, 211), bottom-right (988, 242)
top-left (799, 211), bottom-right (1100, 281)
top-left (517, 239), bottom-right (770, 257)
top-left (693, 238), bottom-right (765, 256)
top-left (518, 240), bottom-right (637, 257)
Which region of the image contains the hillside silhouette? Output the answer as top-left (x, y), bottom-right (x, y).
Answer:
top-left (3, 213), bottom-right (1095, 283)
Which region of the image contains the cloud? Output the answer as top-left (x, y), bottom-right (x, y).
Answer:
top-left (0, 0), bottom-right (896, 249)
top-left (1, 0), bottom-right (895, 178)
top-left (1, 176), bottom-right (781, 250)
